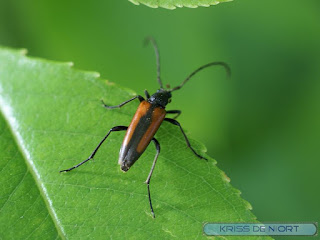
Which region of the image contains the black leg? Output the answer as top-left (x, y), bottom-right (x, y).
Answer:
top-left (164, 118), bottom-right (207, 161)
top-left (166, 110), bottom-right (181, 119)
top-left (60, 126), bottom-right (128, 172)
top-left (101, 95), bottom-right (144, 109)
top-left (145, 137), bottom-right (160, 218)
top-left (144, 90), bottom-right (150, 99)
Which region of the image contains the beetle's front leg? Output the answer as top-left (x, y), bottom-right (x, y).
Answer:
top-left (101, 95), bottom-right (145, 109)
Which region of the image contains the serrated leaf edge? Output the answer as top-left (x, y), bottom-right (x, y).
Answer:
top-left (128, 0), bottom-right (233, 10)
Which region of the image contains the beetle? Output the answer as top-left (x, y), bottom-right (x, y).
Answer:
top-left (60, 37), bottom-right (230, 218)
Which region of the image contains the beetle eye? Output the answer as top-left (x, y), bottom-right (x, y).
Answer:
top-left (168, 99), bottom-right (172, 103)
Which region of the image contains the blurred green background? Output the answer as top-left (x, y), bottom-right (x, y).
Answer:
top-left (1, 0), bottom-right (319, 236)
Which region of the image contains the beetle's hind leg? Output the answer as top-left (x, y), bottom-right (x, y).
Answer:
top-left (101, 95), bottom-right (144, 109)
top-left (60, 126), bottom-right (128, 173)
top-left (164, 118), bottom-right (207, 161)
top-left (145, 137), bottom-right (160, 218)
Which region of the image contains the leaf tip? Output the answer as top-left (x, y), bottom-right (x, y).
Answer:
top-left (104, 79), bottom-right (114, 86)
top-left (246, 201), bottom-right (253, 210)
top-left (92, 72), bottom-right (101, 78)
top-left (66, 61), bottom-right (74, 67)
top-left (128, 0), bottom-right (139, 6)
top-left (19, 48), bottom-right (28, 56)
top-left (163, 5), bottom-right (176, 10)
top-left (85, 71), bottom-right (101, 78)
top-left (145, 3), bottom-right (159, 8)
top-left (221, 171), bottom-right (231, 182)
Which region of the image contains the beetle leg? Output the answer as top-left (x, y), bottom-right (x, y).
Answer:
top-left (101, 95), bottom-right (144, 109)
top-left (60, 126), bottom-right (128, 173)
top-left (145, 137), bottom-right (160, 218)
top-left (164, 118), bottom-right (207, 161)
top-left (166, 110), bottom-right (181, 119)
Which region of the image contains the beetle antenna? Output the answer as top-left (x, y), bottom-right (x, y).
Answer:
top-left (170, 61), bottom-right (231, 92)
top-left (144, 37), bottom-right (163, 89)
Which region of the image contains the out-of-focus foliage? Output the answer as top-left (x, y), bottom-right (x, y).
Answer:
top-left (0, 0), bottom-right (319, 239)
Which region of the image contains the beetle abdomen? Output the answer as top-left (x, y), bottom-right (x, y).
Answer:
top-left (119, 101), bottom-right (166, 171)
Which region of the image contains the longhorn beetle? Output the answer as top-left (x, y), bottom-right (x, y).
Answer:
top-left (60, 37), bottom-right (230, 218)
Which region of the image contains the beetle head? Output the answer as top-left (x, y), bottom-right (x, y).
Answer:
top-left (148, 89), bottom-right (172, 108)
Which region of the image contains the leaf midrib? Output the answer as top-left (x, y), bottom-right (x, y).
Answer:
top-left (0, 77), bottom-right (66, 239)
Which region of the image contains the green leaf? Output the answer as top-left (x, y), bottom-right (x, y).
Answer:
top-left (0, 113), bottom-right (60, 239)
top-left (129, 0), bottom-right (232, 9)
top-left (0, 47), bottom-right (272, 239)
